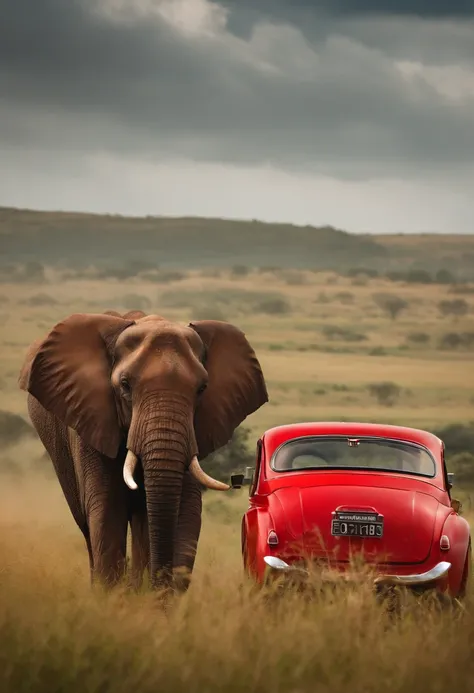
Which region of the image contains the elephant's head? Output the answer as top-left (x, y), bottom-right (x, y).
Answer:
top-left (19, 311), bottom-right (268, 586)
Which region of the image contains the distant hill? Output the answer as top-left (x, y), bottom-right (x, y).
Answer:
top-left (1, 206), bottom-right (473, 278)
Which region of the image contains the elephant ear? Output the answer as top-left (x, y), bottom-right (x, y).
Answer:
top-left (19, 313), bottom-right (135, 458)
top-left (188, 320), bottom-right (268, 459)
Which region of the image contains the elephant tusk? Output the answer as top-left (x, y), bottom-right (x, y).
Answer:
top-left (189, 456), bottom-right (230, 491)
top-left (123, 449), bottom-right (139, 490)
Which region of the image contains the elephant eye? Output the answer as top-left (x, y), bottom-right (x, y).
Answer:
top-left (197, 382), bottom-right (207, 396)
top-left (120, 376), bottom-right (131, 397)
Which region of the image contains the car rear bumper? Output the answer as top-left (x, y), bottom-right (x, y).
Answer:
top-left (263, 555), bottom-right (451, 588)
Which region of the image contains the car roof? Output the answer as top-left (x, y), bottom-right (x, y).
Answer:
top-left (261, 421), bottom-right (443, 454)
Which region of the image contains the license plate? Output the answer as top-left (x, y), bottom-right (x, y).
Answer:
top-left (331, 511), bottom-right (384, 538)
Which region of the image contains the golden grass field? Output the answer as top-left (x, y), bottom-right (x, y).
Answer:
top-left (2, 266), bottom-right (474, 431)
top-left (1, 265), bottom-right (474, 692)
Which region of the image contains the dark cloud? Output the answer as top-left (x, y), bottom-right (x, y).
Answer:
top-left (223, 0), bottom-right (474, 21)
top-left (223, 0), bottom-right (474, 38)
top-left (0, 0), bottom-right (473, 182)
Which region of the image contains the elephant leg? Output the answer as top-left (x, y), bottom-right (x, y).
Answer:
top-left (78, 441), bottom-right (129, 588)
top-left (129, 512), bottom-right (149, 590)
top-left (173, 471), bottom-right (202, 591)
top-left (27, 395), bottom-right (86, 533)
top-left (129, 467), bottom-right (150, 591)
top-left (27, 396), bottom-right (97, 583)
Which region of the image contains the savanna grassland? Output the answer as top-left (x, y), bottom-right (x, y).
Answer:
top-left (1, 209), bottom-right (474, 692)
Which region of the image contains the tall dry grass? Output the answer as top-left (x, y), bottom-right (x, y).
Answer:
top-left (1, 473), bottom-right (473, 693)
top-left (1, 265), bottom-right (474, 691)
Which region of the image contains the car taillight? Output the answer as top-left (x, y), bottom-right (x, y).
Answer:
top-left (440, 535), bottom-right (450, 551)
top-left (267, 530), bottom-right (279, 546)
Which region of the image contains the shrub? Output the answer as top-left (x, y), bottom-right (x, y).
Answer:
top-left (0, 410), bottom-right (35, 446)
top-left (279, 270), bottom-right (308, 286)
top-left (406, 331), bottom-right (430, 345)
top-left (373, 293), bottom-right (409, 320)
top-left (437, 332), bottom-right (474, 350)
top-left (0, 262), bottom-right (46, 283)
top-left (322, 325), bottom-right (367, 342)
top-left (152, 270), bottom-right (186, 284)
top-left (462, 332), bottom-right (474, 348)
top-left (369, 346), bottom-right (386, 356)
top-left (346, 267), bottom-right (379, 278)
top-left (432, 423), bottom-right (474, 458)
top-left (200, 426), bottom-right (254, 485)
top-left (94, 265), bottom-right (139, 280)
top-left (438, 299), bottom-right (469, 319)
top-left (448, 452), bottom-right (474, 486)
top-left (160, 288), bottom-right (289, 317)
top-left (231, 265), bottom-right (249, 277)
top-left (405, 269), bottom-right (432, 284)
top-left (384, 269), bottom-right (433, 284)
top-left (351, 276), bottom-right (368, 286)
top-left (334, 291), bottom-right (354, 305)
top-left (449, 284), bottom-right (474, 295)
top-left (21, 293), bottom-right (58, 307)
top-left (438, 332), bottom-right (462, 350)
top-left (385, 270), bottom-right (406, 282)
top-left (435, 269), bottom-right (456, 284)
top-left (255, 298), bottom-right (291, 315)
top-left (367, 382), bottom-right (401, 407)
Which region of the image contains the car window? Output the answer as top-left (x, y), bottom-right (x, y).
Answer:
top-left (272, 436), bottom-right (436, 478)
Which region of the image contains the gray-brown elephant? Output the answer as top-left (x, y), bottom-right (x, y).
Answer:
top-left (18, 309), bottom-right (268, 592)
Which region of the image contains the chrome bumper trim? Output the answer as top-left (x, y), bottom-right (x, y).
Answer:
top-left (373, 561), bottom-right (451, 586)
top-left (263, 556), bottom-right (451, 587)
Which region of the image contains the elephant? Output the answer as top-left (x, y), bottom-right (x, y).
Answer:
top-left (18, 309), bottom-right (268, 593)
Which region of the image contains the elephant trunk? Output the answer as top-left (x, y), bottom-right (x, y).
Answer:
top-left (143, 462), bottom-right (183, 588)
top-left (125, 392), bottom-right (230, 589)
top-left (127, 394), bottom-right (192, 589)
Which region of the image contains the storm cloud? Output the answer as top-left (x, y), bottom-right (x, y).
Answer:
top-left (1, 0), bottom-right (473, 231)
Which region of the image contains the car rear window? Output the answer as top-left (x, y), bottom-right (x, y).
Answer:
top-left (271, 436), bottom-right (436, 478)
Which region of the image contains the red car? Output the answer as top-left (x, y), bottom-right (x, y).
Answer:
top-left (236, 422), bottom-right (471, 602)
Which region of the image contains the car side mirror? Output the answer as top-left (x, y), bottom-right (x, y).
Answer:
top-left (230, 467), bottom-right (255, 489)
top-left (447, 472), bottom-right (455, 489)
top-left (230, 473), bottom-right (245, 489)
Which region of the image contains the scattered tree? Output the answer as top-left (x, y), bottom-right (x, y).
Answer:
top-left (373, 292), bottom-right (409, 320)
top-left (435, 269), bottom-right (456, 285)
top-left (368, 382), bottom-right (401, 407)
top-left (405, 269), bottom-right (432, 284)
top-left (231, 265), bottom-right (250, 277)
top-left (437, 299), bottom-right (469, 320)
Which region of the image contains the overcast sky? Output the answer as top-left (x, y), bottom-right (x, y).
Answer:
top-left (1, 0), bottom-right (473, 233)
